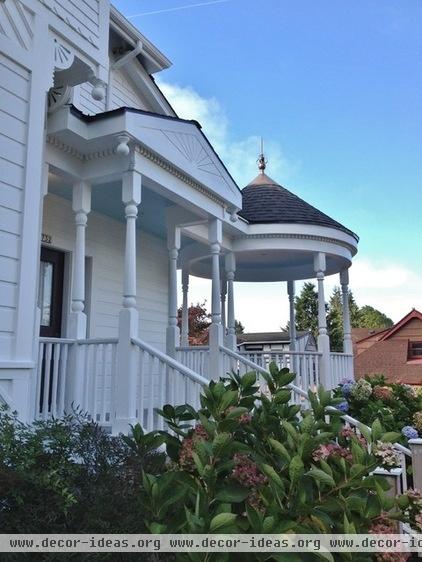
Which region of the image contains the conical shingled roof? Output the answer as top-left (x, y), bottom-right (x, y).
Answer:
top-left (239, 161), bottom-right (357, 240)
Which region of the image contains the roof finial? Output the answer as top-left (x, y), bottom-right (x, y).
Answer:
top-left (257, 137), bottom-right (267, 174)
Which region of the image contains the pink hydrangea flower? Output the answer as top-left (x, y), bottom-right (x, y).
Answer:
top-left (312, 442), bottom-right (352, 462)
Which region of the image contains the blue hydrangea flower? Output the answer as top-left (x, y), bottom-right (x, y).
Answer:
top-left (341, 383), bottom-right (355, 397)
top-left (401, 426), bottom-right (418, 440)
top-left (337, 401), bottom-right (349, 413)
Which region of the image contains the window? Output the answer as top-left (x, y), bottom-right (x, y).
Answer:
top-left (408, 341), bottom-right (422, 359)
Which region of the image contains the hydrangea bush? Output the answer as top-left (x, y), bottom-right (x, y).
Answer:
top-left (138, 364), bottom-right (420, 561)
top-left (1, 367), bottom-right (421, 562)
top-left (335, 375), bottom-right (422, 444)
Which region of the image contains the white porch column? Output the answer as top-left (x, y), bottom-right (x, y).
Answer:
top-left (114, 169), bottom-right (142, 433)
top-left (166, 227), bottom-right (181, 358)
top-left (314, 252), bottom-right (331, 389)
top-left (180, 268), bottom-right (189, 347)
top-left (209, 218), bottom-right (223, 378)
top-left (225, 252), bottom-right (236, 351)
top-left (68, 181), bottom-right (91, 338)
top-left (67, 181), bottom-right (91, 410)
top-left (287, 280), bottom-right (296, 351)
top-left (340, 268), bottom-right (353, 355)
top-left (221, 276), bottom-right (227, 336)
top-left (287, 280), bottom-right (297, 376)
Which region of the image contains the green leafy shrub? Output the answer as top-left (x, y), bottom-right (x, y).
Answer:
top-left (139, 365), bottom-right (419, 561)
top-left (1, 367), bottom-right (421, 562)
top-left (334, 375), bottom-right (422, 444)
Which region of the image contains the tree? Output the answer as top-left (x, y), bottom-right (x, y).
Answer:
top-left (358, 305), bottom-right (393, 329)
top-left (235, 320), bottom-right (245, 335)
top-left (177, 301), bottom-right (211, 345)
top-left (294, 282), bottom-right (319, 339)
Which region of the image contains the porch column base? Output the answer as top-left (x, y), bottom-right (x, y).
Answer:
top-left (408, 439), bottom-right (422, 490)
top-left (166, 326), bottom-right (180, 360)
top-left (66, 311), bottom-right (87, 411)
top-left (113, 307), bottom-right (139, 434)
top-left (318, 333), bottom-right (331, 389)
top-left (209, 323), bottom-right (223, 380)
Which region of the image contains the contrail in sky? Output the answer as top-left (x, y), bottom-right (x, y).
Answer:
top-left (127, 0), bottom-right (230, 18)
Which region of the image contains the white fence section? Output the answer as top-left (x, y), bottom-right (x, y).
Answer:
top-left (220, 346), bottom-right (311, 407)
top-left (330, 353), bottom-right (354, 387)
top-left (175, 346), bottom-right (209, 378)
top-left (237, 350), bottom-right (321, 398)
top-left (36, 338), bottom-right (117, 423)
top-left (36, 338), bottom-right (74, 420)
top-left (132, 337), bottom-right (208, 432)
top-left (78, 339), bottom-right (118, 424)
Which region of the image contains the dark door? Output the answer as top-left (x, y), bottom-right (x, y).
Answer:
top-left (39, 247), bottom-right (65, 338)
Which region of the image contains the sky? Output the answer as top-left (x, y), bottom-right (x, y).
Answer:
top-left (114, 0), bottom-right (422, 331)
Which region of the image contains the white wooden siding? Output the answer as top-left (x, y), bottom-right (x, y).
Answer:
top-left (40, 0), bottom-right (101, 45)
top-left (110, 68), bottom-right (149, 110)
top-left (42, 194), bottom-right (168, 351)
top-left (0, 52), bottom-right (29, 345)
top-left (73, 81), bottom-right (106, 115)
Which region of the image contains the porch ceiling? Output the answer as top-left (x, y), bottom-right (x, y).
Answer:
top-left (188, 247), bottom-right (350, 282)
top-left (48, 172), bottom-right (195, 247)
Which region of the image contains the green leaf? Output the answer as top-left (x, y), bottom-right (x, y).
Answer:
top-left (289, 455), bottom-right (304, 486)
top-left (215, 482), bottom-right (250, 503)
top-left (276, 371), bottom-right (296, 387)
top-left (261, 464), bottom-right (284, 490)
top-left (209, 512), bottom-right (237, 532)
top-left (246, 504), bottom-right (262, 531)
top-left (268, 438), bottom-right (291, 463)
top-left (225, 407), bottom-right (249, 419)
top-left (307, 468), bottom-right (335, 487)
top-left (380, 432), bottom-right (401, 443)
top-left (219, 390), bottom-right (239, 412)
top-left (242, 371), bottom-right (257, 388)
top-left (274, 389), bottom-right (291, 404)
top-left (262, 515), bottom-right (275, 533)
top-left (358, 423), bottom-right (372, 443)
top-left (371, 419), bottom-right (383, 441)
top-left (212, 432), bottom-right (231, 454)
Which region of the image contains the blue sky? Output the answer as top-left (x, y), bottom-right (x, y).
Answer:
top-left (115, 0), bottom-right (422, 330)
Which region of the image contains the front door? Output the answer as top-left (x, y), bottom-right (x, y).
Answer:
top-left (38, 247), bottom-right (65, 338)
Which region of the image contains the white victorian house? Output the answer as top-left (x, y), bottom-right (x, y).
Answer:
top-left (0, 1), bottom-right (358, 433)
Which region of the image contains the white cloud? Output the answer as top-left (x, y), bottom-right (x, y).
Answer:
top-left (158, 81), bottom-right (294, 187)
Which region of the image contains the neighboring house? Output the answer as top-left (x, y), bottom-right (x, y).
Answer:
top-left (0, 1), bottom-right (358, 431)
top-left (237, 331), bottom-right (317, 353)
top-left (354, 309), bottom-right (422, 386)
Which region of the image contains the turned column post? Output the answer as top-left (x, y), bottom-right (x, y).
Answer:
top-left (287, 280), bottom-right (297, 375)
top-left (166, 227), bottom-right (181, 358)
top-left (114, 169), bottom-right (142, 434)
top-left (69, 181), bottom-right (91, 338)
top-left (181, 268), bottom-right (189, 347)
top-left (225, 252), bottom-right (236, 351)
top-left (314, 252), bottom-right (332, 389)
top-left (340, 268), bottom-right (353, 355)
top-left (208, 218), bottom-right (223, 378)
top-left (221, 276), bottom-right (227, 336)
top-left (67, 181), bottom-right (91, 410)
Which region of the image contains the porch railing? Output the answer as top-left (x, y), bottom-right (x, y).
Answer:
top-left (77, 339), bottom-right (118, 424)
top-left (36, 338), bottom-right (74, 420)
top-left (175, 346), bottom-right (209, 379)
top-left (237, 349), bottom-right (322, 398)
top-left (330, 352), bottom-right (354, 387)
top-left (132, 337), bottom-right (208, 432)
top-left (36, 337), bottom-right (117, 422)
